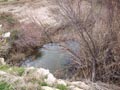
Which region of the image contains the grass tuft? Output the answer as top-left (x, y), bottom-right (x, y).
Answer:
top-left (56, 84), bottom-right (68, 90)
top-left (39, 81), bottom-right (48, 86)
top-left (11, 67), bottom-right (25, 76)
top-left (0, 65), bottom-right (25, 76)
top-left (0, 81), bottom-right (13, 90)
top-left (0, 65), bottom-right (10, 71)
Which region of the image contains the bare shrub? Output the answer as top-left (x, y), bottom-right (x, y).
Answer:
top-left (8, 53), bottom-right (26, 66)
top-left (55, 0), bottom-right (120, 85)
top-left (9, 22), bottom-right (51, 54)
top-left (12, 23), bottom-right (43, 51)
top-left (0, 12), bottom-right (19, 32)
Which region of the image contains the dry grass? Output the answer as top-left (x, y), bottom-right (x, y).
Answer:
top-left (53, 0), bottom-right (120, 86)
top-left (0, 0), bottom-right (120, 86)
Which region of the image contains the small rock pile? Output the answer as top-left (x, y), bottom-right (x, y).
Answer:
top-left (0, 66), bottom-right (89, 90)
top-left (0, 64), bottom-right (119, 90)
top-left (0, 57), bottom-right (119, 90)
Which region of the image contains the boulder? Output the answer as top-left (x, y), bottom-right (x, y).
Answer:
top-left (68, 85), bottom-right (84, 90)
top-left (57, 79), bottom-right (67, 86)
top-left (0, 24), bottom-right (2, 29)
top-left (45, 73), bottom-right (56, 85)
top-left (70, 81), bottom-right (90, 90)
top-left (41, 86), bottom-right (59, 90)
top-left (38, 68), bottom-right (50, 77)
top-left (2, 32), bottom-right (11, 38)
top-left (0, 58), bottom-right (6, 65)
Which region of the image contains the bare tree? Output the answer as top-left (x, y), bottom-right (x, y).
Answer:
top-left (23, 0), bottom-right (120, 85)
top-left (55, 0), bottom-right (120, 84)
top-left (55, 0), bottom-right (101, 82)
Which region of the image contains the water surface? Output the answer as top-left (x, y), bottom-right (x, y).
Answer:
top-left (22, 41), bottom-right (80, 73)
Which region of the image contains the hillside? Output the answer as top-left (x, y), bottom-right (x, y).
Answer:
top-left (0, 0), bottom-right (120, 90)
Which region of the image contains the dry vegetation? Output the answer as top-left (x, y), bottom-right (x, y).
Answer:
top-left (52, 0), bottom-right (120, 86)
top-left (0, 0), bottom-right (120, 87)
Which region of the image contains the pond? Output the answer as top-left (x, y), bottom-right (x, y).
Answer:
top-left (22, 40), bottom-right (80, 73)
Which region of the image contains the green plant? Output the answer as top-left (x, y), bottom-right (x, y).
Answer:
top-left (21, 87), bottom-right (26, 90)
top-left (56, 84), bottom-right (67, 90)
top-left (0, 0), bottom-right (8, 2)
top-left (39, 81), bottom-right (48, 86)
top-left (0, 81), bottom-right (13, 90)
top-left (0, 0), bottom-right (17, 2)
top-left (0, 65), bottom-right (25, 76)
top-left (12, 67), bottom-right (25, 76)
top-left (0, 65), bottom-right (10, 71)
top-left (10, 30), bottom-right (20, 40)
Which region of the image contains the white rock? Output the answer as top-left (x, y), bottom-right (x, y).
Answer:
top-left (2, 32), bottom-right (11, 38)
top-left (0, 24), bottom-right (2, 29)
top-left (45, 73), bottom-right (56, 85)
top-left (41, 86), bottom-right (59, 90)
top-left (19, 18), bottom-right (29, 23)
top-left (8, 0), bottom-right (16, 1)
top-left (25, 67), bottom-right (35, 71)
top-left (68, 86), bottom-right (83, 90)
top-left (68, 85), bottom-right (83, 90)
top-left (57, 79), bottom-right (67, 86)
top-left (71, 81), bottom-right (90, 90)
top-left (0, 71), bottom-right (7, 75)
top-left (24, 67), bottom-right (50, 80)
top-left (0, 58), bottom-right (6, 65)
top-left (39, 68), bottom-right (50, 76)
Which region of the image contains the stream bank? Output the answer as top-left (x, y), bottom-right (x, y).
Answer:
top-left (0, 62), bottom-right (120, 90)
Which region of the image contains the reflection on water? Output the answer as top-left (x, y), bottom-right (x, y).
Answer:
top-left (22, 41), bottom-right (80, 73)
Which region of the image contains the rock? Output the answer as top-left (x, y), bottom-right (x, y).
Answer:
top-left (19, 18), bottom-right (29, 23)
top-left (57, 79), bottom-right (67, 86)
top-left (68, 85), bottom-right (84, 90)
top-left (0, 66), bottom-right (119, 90)
top-left (8, 0), bottom-right (17, 2)
top-left (0, 71), bottom-right (7, 75)
top-left (2, 32), bottom-right (11, 38)
top-left (24, 67), bottom-right (35, 73)
top-left (24, 67), bottom-right (52, 85)
top-left (0, 58), bottom-right (6, 65)
top-left (41, 86), bottom-right (59, 90)
top-left (38, 68), bottom-right (50, 77)
top-left (23, 67), bottom-right (35, 76)
top-left (0, 24), bottom-right (2, 29)
top-left (26, 82), bottom-right (39, 89)
top-left (71, 81), bottom-right (90, 90)
top-left (45, 73), bottom-right (56, 85)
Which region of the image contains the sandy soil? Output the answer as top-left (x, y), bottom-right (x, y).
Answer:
top-left (0, 0), bottom-right (61, 26)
